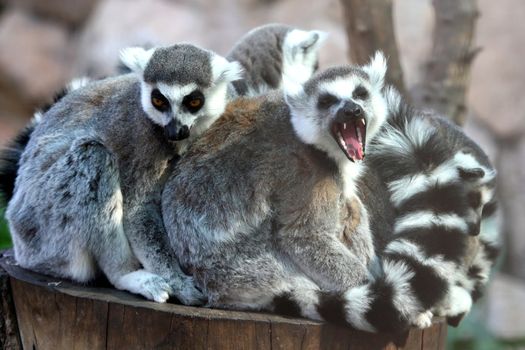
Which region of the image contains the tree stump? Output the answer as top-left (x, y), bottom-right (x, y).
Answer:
top-left (0, 249), bottom-right (447, 350)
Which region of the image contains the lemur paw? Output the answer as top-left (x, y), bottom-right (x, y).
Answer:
top-left (412, 310), bottom-right (433, 329)
top-left (169, 275), bottom-right (207, 306)
top-left (444, 286), bottom-right (473, 317)
top-left (116, 269), bottom-right (172, 303)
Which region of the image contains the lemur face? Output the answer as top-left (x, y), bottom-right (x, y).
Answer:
top-left (120, 44), bottom-right (242, 142)
top-left (287, 52), bottom-right (388, 164)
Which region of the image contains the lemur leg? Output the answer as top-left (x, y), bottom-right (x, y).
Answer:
top-left (275, 186), bottom-right (371, 291)
top-left (21, 139), bottom-right (171, 302)
top-left (126, 200), bottom-right (206, 305)
top-left (195, 250), bottom-right (322, 320)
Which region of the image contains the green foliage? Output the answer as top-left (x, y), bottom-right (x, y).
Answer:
top-left (0, 205), bottom-right (12, 249)
top-left (447, 298), bottom-right (525, 350)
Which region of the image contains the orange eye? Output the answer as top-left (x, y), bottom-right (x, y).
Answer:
top-left (189, 99), bottom-right (202, 108)
top-left (152, 97), bottom-right (165, 107)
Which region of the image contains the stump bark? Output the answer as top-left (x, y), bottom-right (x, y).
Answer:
top-left (0, 249), bottom-right (447, 350)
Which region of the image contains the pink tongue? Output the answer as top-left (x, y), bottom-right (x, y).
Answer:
top-left (341, 125), bottom-right (363, 160)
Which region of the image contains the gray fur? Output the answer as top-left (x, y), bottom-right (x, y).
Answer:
top-left (161, 59), bottom-right (388, 330)
top-left (3, 26), bottom-right (327, 304)
top-left (6, 43), bottom-right (241, 303)
top-left (227, 24), bottom-right (326, 96)
top-left (358, 86), bottom-right (500, 328)
top-left (144, 44), bottom-right (213, 87)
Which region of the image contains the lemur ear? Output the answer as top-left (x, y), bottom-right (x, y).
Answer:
top-left (362, 51), bottom-right (387, 90)
top-left (212, 56), bottom-right (244, 84)
top-left (458, 166), bottom-right (485, 181)
top-left (285, 29), bottom-right (328, 57)
top-left (119, 47), bottom-right (154, 74)
top-left (300, 30), bottom-right (328, 54)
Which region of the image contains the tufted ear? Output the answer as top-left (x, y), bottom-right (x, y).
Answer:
top-left (362, 51), bottom-right (387, 91)
top-left (119, 46), bottom-right (154, 74)
top-left (211, 56), bottom-right (244, 84)
top-left (458, 166), bottom-right (485, 181)
top-left (289, 29), bottom-right (328, 55)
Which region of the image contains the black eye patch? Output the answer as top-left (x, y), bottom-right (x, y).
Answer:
top-left (317, 93), bottom-right (339, 110)
top-left (353, 85), bottom-right (369, 100)
top-left (182, 90), bottom-right (205, 114)
top-left (151, 88), bottom-right (170, 112)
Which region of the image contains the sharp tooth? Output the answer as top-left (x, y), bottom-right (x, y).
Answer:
top-left (337, 131), bottom-right (346, 148)
top-left (343, 123), bottom-right (347, 130)
top-left (360, 118), bottom-right (366, 126)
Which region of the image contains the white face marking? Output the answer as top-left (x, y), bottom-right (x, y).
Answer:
top-left (140, 81), bottom-right (198, 127)
top-left (158, 82), bottom-right (198, 127)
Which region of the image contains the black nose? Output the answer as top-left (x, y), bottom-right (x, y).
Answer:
top-left (164, 120), bottom-right (190, 141)
top-left (335, 101), bottom-right (363, 122)
top-left (178, 125), bottom-right (190, 140)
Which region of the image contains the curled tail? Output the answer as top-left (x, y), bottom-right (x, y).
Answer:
top-left (365, 87), bottom-right (500, 327)
top-left (270, 274), bottom-right (425, 333)
top-left (0, 77), bottom-right (91, 203)
top-left (0, 120), bottom-right (37, 203)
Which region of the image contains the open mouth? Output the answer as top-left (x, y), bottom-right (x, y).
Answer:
top-left (331, 117), bottom-right (366, 162)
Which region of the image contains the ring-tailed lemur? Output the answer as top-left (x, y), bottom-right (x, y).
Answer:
top-left (6, 44), bottom-right (243, 303)
top-left (1, 25), bottom-right (326, 303)
top-left (355, 88), bottom-right (500, 328)
top-left (162, 53), bottom-right (392, 331)
top-left (227, 23), bottom-right (326, 97)
top-left (0, 24), bottom-right (325, 205)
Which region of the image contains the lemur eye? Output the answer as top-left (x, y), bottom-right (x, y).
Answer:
top-left (317, 93), bottom-right (338, 109)
top-left (151, 89), bottom-right (170, 112)
top-left (189, 99), bottom-right (202, 108)
top-left (183, 90), bottom-right (205, 113)
top-left (353, 86), bottom-right (369, 100)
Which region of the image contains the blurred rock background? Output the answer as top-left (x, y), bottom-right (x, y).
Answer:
top-left (0, 0), bottom-right (523, 347)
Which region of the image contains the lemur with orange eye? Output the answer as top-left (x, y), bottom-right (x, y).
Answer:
top-left (1, 25), bottom-right (326, 304)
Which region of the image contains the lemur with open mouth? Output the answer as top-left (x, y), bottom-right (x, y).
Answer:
top-left (162, 52), bottom-right (499, 332)
top-left (161, 53), bottom-right (388, 330)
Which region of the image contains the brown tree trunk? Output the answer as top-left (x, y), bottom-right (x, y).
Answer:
top-left (340, 0), bottom-right (406, 95)
top-left (417, 0), bottom-right (480, 126)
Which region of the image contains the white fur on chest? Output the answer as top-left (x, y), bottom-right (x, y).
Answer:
top-left (339, 161), bottom-right (363, 199)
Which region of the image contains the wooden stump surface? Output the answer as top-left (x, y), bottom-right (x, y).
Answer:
top-left (0, 249), bottom-right (447, 350)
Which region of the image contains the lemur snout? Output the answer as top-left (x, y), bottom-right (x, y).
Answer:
top-left (335, 101), bottom-right (363, 122)
top-left (165, 120), bottom-right (190, 141)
